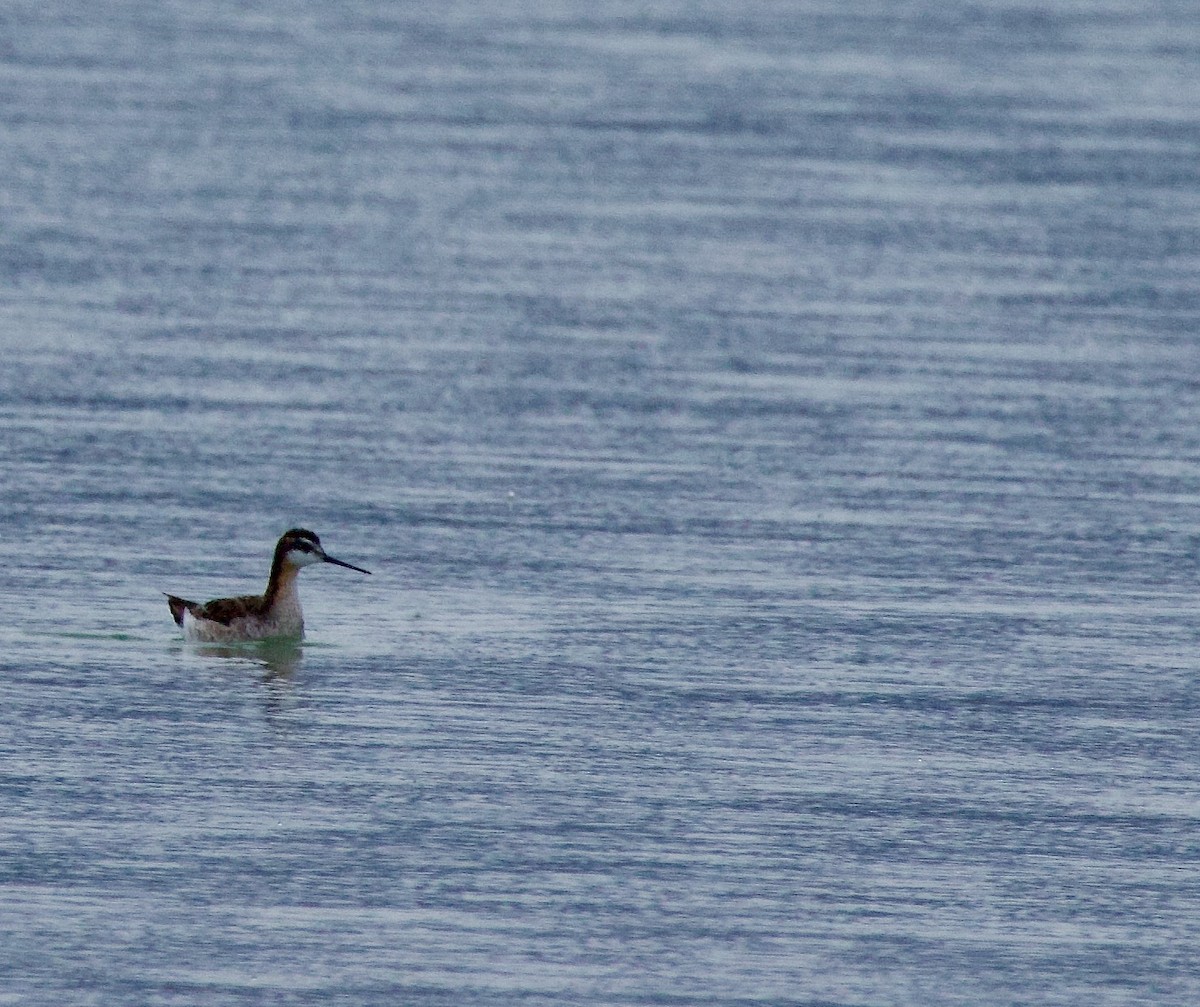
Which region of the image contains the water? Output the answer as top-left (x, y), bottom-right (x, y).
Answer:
top-left (2, 1), bottom-right (1200, 1003)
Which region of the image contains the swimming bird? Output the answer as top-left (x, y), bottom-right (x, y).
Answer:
top-left (166, 528), bottom-right (371, 642)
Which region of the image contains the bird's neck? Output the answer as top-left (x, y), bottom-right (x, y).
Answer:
top-left (264, 561), bottom-right (301, 609)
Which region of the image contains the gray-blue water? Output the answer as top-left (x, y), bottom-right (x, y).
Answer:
top-left (3, 2), bottom-right (1200, 1003)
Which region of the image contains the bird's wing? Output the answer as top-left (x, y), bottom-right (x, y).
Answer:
top-left (190, 594), bottom-right (266, 626)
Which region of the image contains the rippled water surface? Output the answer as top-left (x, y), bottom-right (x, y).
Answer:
top-left (3, 1), bottom-right (1200, 1004)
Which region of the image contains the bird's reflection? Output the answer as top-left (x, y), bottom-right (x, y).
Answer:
top-left (195, 638), bottom-right (304, 716)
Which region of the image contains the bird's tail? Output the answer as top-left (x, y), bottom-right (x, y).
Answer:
top-left (164, 594), bottom-right (193, 627)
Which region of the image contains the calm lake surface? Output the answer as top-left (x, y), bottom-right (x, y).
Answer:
top-left (2, 1), bottom-right (1200, 1004)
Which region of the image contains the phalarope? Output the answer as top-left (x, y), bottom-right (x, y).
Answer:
top-left (166, 528), bottom-right (371, 642)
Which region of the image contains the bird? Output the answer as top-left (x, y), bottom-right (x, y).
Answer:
top-left (166, 528), bottom-right (371, 642)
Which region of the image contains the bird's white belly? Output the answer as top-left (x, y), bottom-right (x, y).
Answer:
top-left (181, 604), bottom-right (304, 643)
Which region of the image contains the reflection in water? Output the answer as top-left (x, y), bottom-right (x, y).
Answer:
top-left (194, 638), bottom-right (304, 716)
